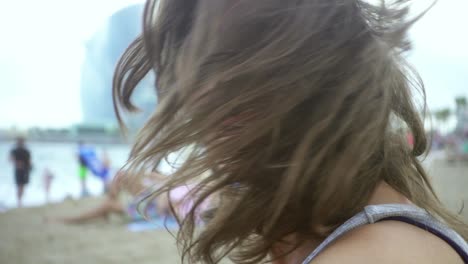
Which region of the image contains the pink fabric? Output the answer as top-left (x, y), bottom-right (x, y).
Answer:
top-left (169, 185), bottom-right (192, 202)
top-left (169, 184), bottom-right (210, 221)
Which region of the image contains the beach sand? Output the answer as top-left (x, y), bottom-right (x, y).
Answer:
top-left (428, 160), bottom-right (468, 219)
top-left (0, 158), bottom-right (467, 264)
top-left (0, 197), bottom-right (180, 264)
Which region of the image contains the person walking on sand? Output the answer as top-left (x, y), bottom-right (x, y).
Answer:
top-left (9, 137), bottom-right (32, 208)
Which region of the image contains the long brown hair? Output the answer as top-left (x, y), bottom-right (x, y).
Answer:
top-left (113, 0), bottom-right (467, 263)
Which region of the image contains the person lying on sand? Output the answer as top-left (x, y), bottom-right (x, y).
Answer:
top-left (49, 172), bottom-right (196, 224)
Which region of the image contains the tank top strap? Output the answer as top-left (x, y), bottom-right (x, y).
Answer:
top-left (301, 204), bottom-right (468, 264)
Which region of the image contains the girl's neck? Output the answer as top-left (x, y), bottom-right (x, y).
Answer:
top-left (367, 181), bottom-right (412, 206)
top-left (271, 181), bottom-right (412, 264)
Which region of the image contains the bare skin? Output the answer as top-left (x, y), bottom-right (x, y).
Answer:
top-left (80, 177), bottom-right (88, 197)
top-left (56, 198), bottom-right (126, 224)
top-left (16, 184), bottom-right (24, 208)
top-left (272, 182), bottom-right (464, 264)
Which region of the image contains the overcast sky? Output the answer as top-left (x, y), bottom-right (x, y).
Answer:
top-left (0, 0), bottom-right (466, 128)
top-left (0, 0), bottom-right (143, 128)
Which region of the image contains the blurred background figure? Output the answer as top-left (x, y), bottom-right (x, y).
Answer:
top-left (9, 137), bottom-right (32, 208)
top-left (77, 141), bottom-right (89, 197)
top-left (78, 142), bottom-right (113, 195)
top-left (48, 172), bottom-right (178, 224)
top-left (42, 168), bottom-right (54, 203)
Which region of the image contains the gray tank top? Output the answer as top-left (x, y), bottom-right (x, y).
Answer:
top-left (301, 204), bottom-right (468, 264)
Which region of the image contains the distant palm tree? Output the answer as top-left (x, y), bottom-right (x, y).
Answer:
top-left (433, 108), bottom-right (451, 133)
top-left (454, 96), bottom-right (467, 134)
top-left (455, 96), bottom-right (467, 112)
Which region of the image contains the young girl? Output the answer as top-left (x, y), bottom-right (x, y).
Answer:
top-left (113, 0), bottom-right (468, 263)
top-left (42, 168), bottom-right (54, 203)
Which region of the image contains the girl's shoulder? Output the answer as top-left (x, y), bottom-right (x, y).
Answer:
top-left (311, 220), bottom-right (464, 264)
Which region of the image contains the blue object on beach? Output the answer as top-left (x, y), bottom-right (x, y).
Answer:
top-left (127, 217), bottom-right (179, 232)
top-left (79, 146), bottom-right (109, 180)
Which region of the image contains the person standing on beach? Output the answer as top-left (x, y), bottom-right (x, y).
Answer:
top-left (77, 141), bottom-right (89, 197)
top-left (9, 137), bottom-right (32, 208)
top-left (43, 168), bottom-right (54, 203)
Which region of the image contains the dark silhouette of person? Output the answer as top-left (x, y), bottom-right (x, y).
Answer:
top-left (9, 137), bottom-right (32, 207)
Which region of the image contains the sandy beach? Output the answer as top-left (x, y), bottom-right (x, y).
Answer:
top-left (0, 197), bottom-right (180, 264)
top-left (0, 158), bottom-right (467, 264)
top-left (428, 160), bottom-right (468, 219)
